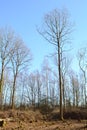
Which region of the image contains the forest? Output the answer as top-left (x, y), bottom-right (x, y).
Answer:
top-left (0, 8), bottom-right (87, 130)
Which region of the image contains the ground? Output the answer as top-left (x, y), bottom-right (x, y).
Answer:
top-left (0, 108), bottom-right (87, 130)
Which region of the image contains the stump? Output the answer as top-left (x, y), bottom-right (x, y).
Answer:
top-left (0, 120), bottom-right (4, 127)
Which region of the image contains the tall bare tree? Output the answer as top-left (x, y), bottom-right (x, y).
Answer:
top-left (38, 8), bottom-right (73, 120)
top-left (9, 38), bottom-right (32, 109)
top-left (0, 28), bottom-right (15, 109)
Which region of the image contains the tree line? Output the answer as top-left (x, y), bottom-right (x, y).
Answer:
top-left (0, 9), bottom-right (87, 120)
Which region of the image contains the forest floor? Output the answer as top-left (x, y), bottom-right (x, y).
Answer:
top-left (0, 108), bottom-right (87, 130)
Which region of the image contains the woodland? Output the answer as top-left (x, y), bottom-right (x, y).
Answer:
top-left (0, 8), bottom-right (87, 130)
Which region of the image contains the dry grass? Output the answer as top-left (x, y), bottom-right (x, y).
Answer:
top-left (0, 108), bottom-right (86, 130)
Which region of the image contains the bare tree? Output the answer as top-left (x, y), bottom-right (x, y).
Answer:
top-left (9, 38), bottom-right (32, 109)
top-left (0, 28), bottom-right (15, 109)
top-left (27, 73), bottom-right (36, 108)
top-left (38, 8), bottom-right (73, 120)
top-left (41, 58), bottom-right (51, 105)
top-left (78, 48), bottom-right (87, 106)
top-left (61, 57), bottom-right (72, 111)
top-left (15, 71), bottom-right (28, 109)
top-left (35, 71), bottom-right (42, 108)
top-left (70, 74), bottom-right (79, 107)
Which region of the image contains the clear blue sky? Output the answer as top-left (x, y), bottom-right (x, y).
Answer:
top-left (0, 0), bottom-right (87, 71)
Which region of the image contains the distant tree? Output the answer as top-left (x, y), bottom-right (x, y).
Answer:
top-left (38, 8), bottom-right (73, 120)
top-left (35, 71), bottom-right (42, 108)
top-left (61, 57), bottom-right (72, 110)
top-left (3, 68), bottom-right (13, 109)
top-left (41, 58), bottom-right (52, 105)
top-left (16, 72), bottom-right (28, 109)
top-left (27, 73), bottom-right (36, 107)
top-left (78, 47), bottom-right (87, 106)
top-left (70, 74), bottom-right (79, 107)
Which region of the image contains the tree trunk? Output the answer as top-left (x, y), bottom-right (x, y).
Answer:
top-left (0, 63), bottom-right (4, 110)
top-left (11, 75), bottom-right (17, 109)
top-left (62, 77), bottom-right (66, 111)
top-left (58, 41), bottom-right (63, 120)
